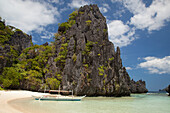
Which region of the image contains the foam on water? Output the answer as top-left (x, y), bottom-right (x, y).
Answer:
top-left (9, 93), bottom-right (170, 113)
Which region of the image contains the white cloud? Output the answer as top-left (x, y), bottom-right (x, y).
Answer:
top-left (32, 39), bottom-right (37, 43)
top-left (130, 0), bottom-right (170, 32)
top-left (138, 56), bottom-right (170, 74)
top-left (0, 0), bottom-right (60, 33)
top-left (47, 0), bottom-right (59, 4)
top-left (126, 67), bottom-right (132, 70)
top-left (48, 0), bottom-right (64, 5)
top-left (112, 0), bottom-right (170, 32)
top-left (99, 7), bottom-right (108, 13)
top-left (108, 20), bottom-right (135, 47)
top-left (41, 31), bottom-right (54, 39)
top-left (122, 0), bottom-right (146, 14)
top-left (113, 8), bottom-right (126, 18)
top-left (60, 7), bottom-right (68, 13)
top-left (137, 57), bottom-right (141, 60)
top-left (109, 0), bottom-right (170, 47)
top-left (111, 0), bottom-right (146, 14)
top-left (103, 3), bottom-right (110, 9)
top-left (68, 0), bottom-right (89, 9)
top-left (99, 3), bottom-right (110, 13)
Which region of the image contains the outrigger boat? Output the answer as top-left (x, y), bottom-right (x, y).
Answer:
top-left (32, 88), bottom-right (86, 101)
top-left (32, 94), bottom-right (86, 101)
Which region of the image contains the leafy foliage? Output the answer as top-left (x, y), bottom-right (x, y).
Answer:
top-left (0, 18), bottom-right (29, 73)
top-left (84, 64), bottom-right (89, 68)
top-left (109, 57), bottom-right (114, 61)
top-left (0, 43), bottom-right (59, 90)
top-left (114, 82), bottom-right (120, 92)
top-left (69, 10), bottom-right (78, 20)
top-left (103, 29), bottom-right (107, 33)
top-left (82, 40), bottom-right (94, 55)
top-left (0, 86), bottom-right (3, 90)
top-left (86, 20), bottom-right (92, 26)
top-left (54, 33), bottom-right (61, 40)
top-left (0, 64), bottom-right (24, 89)
top-left (58, 10), bottom-right (77, 35)
top-left (0, 23), bottom-right (14, 44)
top-left (98, 65), bottom-right (104, 76)
top-left (46, 77), bottom-right (60, 90)
top-left (72, 53), bottom-right (77, 62)
top-left (26, 70), bottom-right (42, 90)
top-left (54, 42), bottom-right (68, 64)
top-left (79, 11), bottom-right (84, 15)
top-left (86, 74), bottom-right (92, 82)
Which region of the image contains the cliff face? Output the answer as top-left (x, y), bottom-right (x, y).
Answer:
top-left (130, 79), bottom-right (148, 93)
top-left (9, 31), bottom-right (32, 53)
top-left (0, 20), bottom-right (32, 74)
top-left (53, 4), bottom-right (147, 96)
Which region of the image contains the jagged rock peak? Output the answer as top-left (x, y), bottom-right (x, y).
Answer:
top-left (58, 4), bottom-right (108, 43)
top-left (54, 4), bottom-right (135, 96)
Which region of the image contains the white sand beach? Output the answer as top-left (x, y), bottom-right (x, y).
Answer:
top-left (0, 90), bottom-right (48, 113)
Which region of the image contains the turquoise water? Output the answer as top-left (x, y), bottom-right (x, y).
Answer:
top-left (10, 93), bottom-right (170, 113)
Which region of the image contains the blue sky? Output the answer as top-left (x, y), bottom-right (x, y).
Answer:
top-left (0, 0), bottom-right (170, 91)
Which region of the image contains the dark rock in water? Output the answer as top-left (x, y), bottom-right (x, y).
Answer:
top-left (130, 79), bottom-right (148, 93)
top-left (52, 4), bottom-right (148, 96)
top-left (165, 85), bottom-right (170, 96)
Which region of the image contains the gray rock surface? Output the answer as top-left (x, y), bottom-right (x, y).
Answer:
top-left (165, 85), bottom-right (170, 96)
top-left (130, 79), bottom-right (148, 93)
top-left (52, 4), bottom-right (148, 96)
top-left (9, 31), bottom-right (32, 53)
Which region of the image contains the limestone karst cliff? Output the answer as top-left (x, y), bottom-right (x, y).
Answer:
top-left (0, 20), bottom-right (32, 75)
top-left (53, 4), bottom-right (148, 96)
top-left (0, 5), bottom-right (148, 96)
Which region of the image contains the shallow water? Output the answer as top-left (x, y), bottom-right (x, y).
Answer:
top-left (9, 93), bottom-right (170, 113)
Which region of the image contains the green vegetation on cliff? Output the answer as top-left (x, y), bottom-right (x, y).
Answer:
top-left (0, 21), bottom-right (14, 44)
top-left (0, 44), bottom-right (58, 90)
top-left (58, 10), bottom-right (77, 34)
top-left (0, 18), bottom-right (28, 74)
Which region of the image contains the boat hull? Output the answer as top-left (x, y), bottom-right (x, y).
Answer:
top-left (35, 98), bottom-right (81, 101)
top-left (33, 95), bottom-right (86, 101)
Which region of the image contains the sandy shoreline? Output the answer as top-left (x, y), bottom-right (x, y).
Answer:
top-left (0, 90), bottom-right (48, 113)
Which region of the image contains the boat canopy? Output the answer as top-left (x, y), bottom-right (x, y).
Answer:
top-left (49, 90), bottom-right (72, 93)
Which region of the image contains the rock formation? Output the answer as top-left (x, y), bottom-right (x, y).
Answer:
top-left (53, 4), bottom-right (148, 96)
top-left (165, 85), bottom-right (170, 96)
top-left (0, 5), bottom-right (148, 96)
top-left (130, 79), bottom-right (148, 93)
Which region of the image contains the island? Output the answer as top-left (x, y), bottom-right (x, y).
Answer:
top-left (0, 4), bottom-right (148, 97)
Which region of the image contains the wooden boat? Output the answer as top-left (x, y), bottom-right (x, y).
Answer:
top-left (32, 94), bottom-right (86, 101)
top-left (32, 89), bottom-right (86, 101)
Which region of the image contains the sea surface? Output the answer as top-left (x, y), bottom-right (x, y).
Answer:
top-left (9, 92), bottom-right (170, 113)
